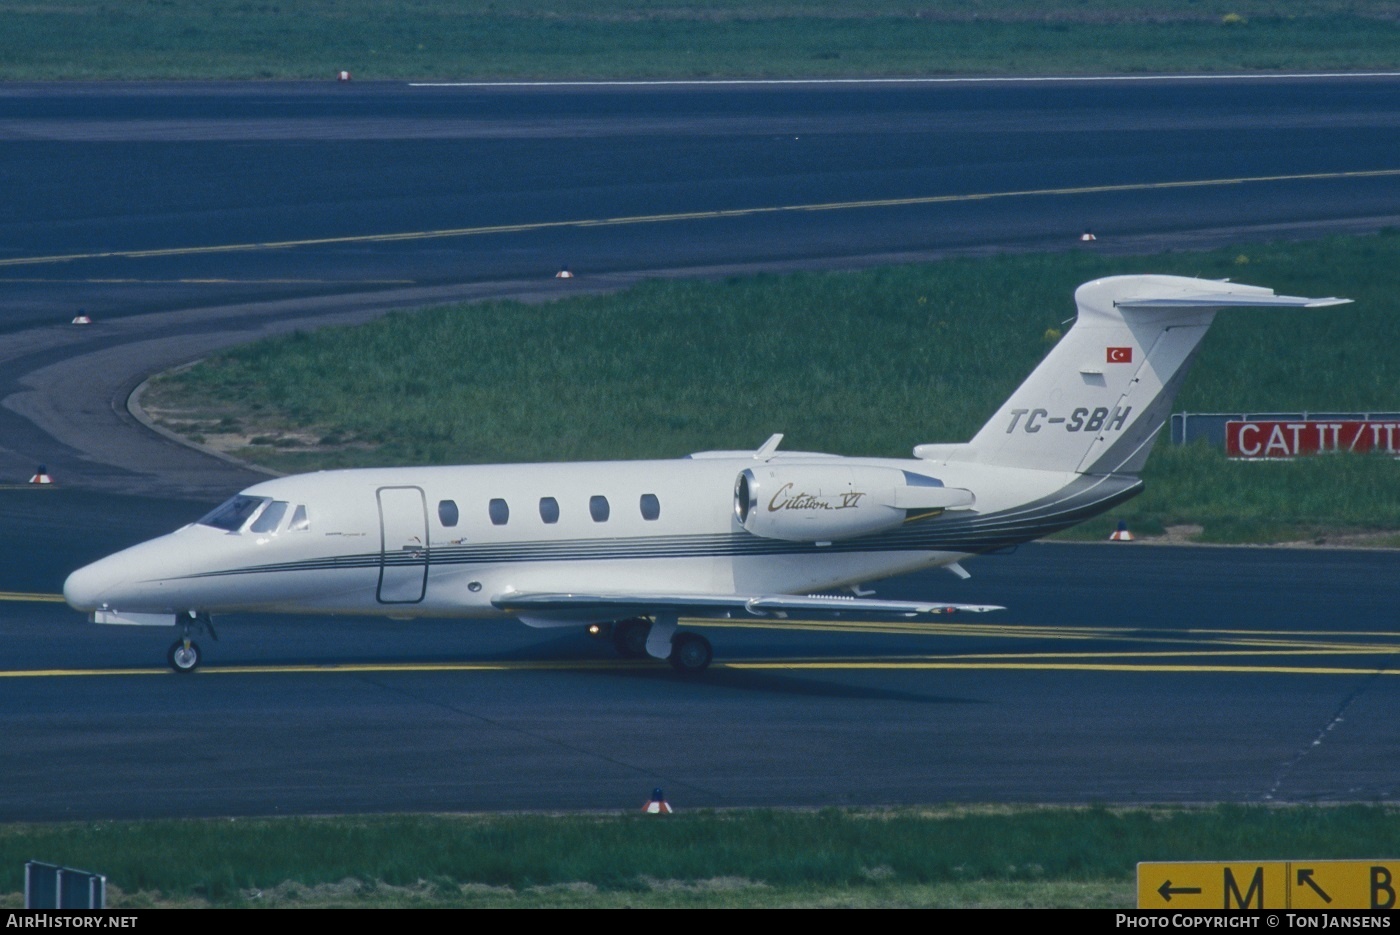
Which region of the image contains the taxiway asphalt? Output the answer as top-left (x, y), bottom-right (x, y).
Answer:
top-left (1, 76), bottom-right (1397, 818)
top-left (2, 488), bottom-right (1397, 819)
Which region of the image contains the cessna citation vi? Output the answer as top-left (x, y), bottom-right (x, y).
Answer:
top-left (65, 275), bottom-right (1348, 674)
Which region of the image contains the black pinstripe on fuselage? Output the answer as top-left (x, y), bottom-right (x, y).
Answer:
top-left (176, 473), bottom-right (1141, 581)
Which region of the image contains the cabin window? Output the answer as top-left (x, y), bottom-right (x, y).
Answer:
top-left (488, 498), bottom-right (509, 526)
top-left (640, 493), bottom-right (660, 521)
top-left (289, 505), bottom-right (310, 531)
top-left (249, 500), bottom-right (289, 534)
top-left (589, 495), bottom-right (610, 522)
top-left (438, 499), bottom-right (459, 527)
top-left (197, 495), bottom-right (268, 532)
top-left (539, 497), bottom-right (560, 524)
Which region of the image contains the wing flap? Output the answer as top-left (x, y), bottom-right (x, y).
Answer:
top-left (493, 590), bottom-right (1003, 627)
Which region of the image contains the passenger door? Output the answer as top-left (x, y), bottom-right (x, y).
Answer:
top-left (377, 486), bottom-right (428, 604)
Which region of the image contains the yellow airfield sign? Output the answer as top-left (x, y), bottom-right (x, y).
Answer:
top-left (1138, 861), bottom-right (1400, 910)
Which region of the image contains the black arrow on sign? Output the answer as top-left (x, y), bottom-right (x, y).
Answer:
top-left (1158, 880), bottom-right (1203, 902)
top-left (1297, 869), bottom-right (1333, 904)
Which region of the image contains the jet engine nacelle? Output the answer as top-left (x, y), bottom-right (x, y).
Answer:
top-left (734, 465), bottom-right (974, 542)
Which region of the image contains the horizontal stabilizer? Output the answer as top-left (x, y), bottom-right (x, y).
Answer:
top-left (494, 590), bottom-right (1003, 628)
top-left (1115, 291), bottom-right (1350, 310)
top-left (924, 275), bottom-right (1352, 476)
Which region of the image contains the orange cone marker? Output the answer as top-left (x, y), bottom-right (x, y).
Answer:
top-left (642, 788), bottom-right (673, 814)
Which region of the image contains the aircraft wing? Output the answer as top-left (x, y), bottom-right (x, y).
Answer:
top-left (492, 591), bottom-right (1004, 628)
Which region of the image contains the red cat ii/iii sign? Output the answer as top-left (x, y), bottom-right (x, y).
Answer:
top-left (1226, 420), bottom-right (1400, 458)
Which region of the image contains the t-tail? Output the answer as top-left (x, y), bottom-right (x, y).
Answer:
top-left (915, 275), bottom-right (1350, 475)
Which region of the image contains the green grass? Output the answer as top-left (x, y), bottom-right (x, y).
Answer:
top-left (1063, 444), bottom-right (1400, 543)
top-left (3, 2), bottom-right (1398, 80)
top-left (1, 806), bottom-right (1396, 908)
top-left (146, 232), bottom-right (1400, 543)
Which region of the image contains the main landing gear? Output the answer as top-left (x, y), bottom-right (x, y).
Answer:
top-left (668, 631), bottom-right (713, 673)
top-left (611, 618), bottom-right (651, 659)
top-left (167, 611), bottom-right (216, 674)
top-left (606, 616), bottom-right (713, 674)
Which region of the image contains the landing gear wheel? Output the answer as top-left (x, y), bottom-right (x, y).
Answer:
top-left (167, 639), bottom-right (201, 674)
top-left (613, 617), bottom-right (652, 659)
top-left (167, 611), bottom-right (216, 671)
top-left (668, 632), bottom-right (713, 674)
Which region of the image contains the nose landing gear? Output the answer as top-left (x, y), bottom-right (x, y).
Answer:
top-left (166, 611), bottom-right (217, 673)
top-left (167, 639), bottom-right (201, 673)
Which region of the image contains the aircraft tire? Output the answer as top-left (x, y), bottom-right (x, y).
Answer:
top-left (668, 632), bottom-right (712, 674)
top-left (613, 618), bottom-right (651, 659)
top-left (167, 639), bottom-right (201, 674)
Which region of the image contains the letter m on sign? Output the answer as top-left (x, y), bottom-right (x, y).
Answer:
top-left (1224, 867), bottom-right (1264, 908)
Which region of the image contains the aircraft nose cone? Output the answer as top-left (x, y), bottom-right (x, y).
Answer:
top-left (63, 531), bottom-right (200, 614)
top-left (63, 558), bottom-right (114, 611)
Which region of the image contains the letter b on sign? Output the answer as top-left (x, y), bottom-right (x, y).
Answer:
top-left (1373, 866), bottom-right (1395, 909)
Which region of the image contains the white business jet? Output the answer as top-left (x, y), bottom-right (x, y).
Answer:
top-left (64, 275), bottom-right (1348, 673)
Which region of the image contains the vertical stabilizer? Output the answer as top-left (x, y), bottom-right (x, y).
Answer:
top-left (915, 275), bottom-right (1350, 475)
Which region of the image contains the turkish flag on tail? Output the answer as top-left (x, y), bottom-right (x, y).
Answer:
top-left (1106, 347), bottom-right (1133, 363)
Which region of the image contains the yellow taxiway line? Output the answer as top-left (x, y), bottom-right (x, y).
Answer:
top-left (10, 593), bottom-right (1390, 655)
top-left (0, 591), bottom-right (67, 603)
top-left (5, 591), bottom-right (1397, 677)
top-left (728, 661), bottom-right (1400, 676)
top-left (2, 168), bottom-right (1395, 269)
top-left (691, 619), bottom-right (1400, 655)
top-left (0, 659), bottom-right (632, 678)
top-left (0, 656), bottom-right (1396, 679)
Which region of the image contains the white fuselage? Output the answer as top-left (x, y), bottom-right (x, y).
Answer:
top-left (63, 452), bottom-right (1092, 625)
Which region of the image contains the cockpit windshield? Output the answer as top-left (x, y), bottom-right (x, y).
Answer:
top-left (249, 500), bottom-right (289, 533)
top-left (197, 495), bottom-right (269, 532)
